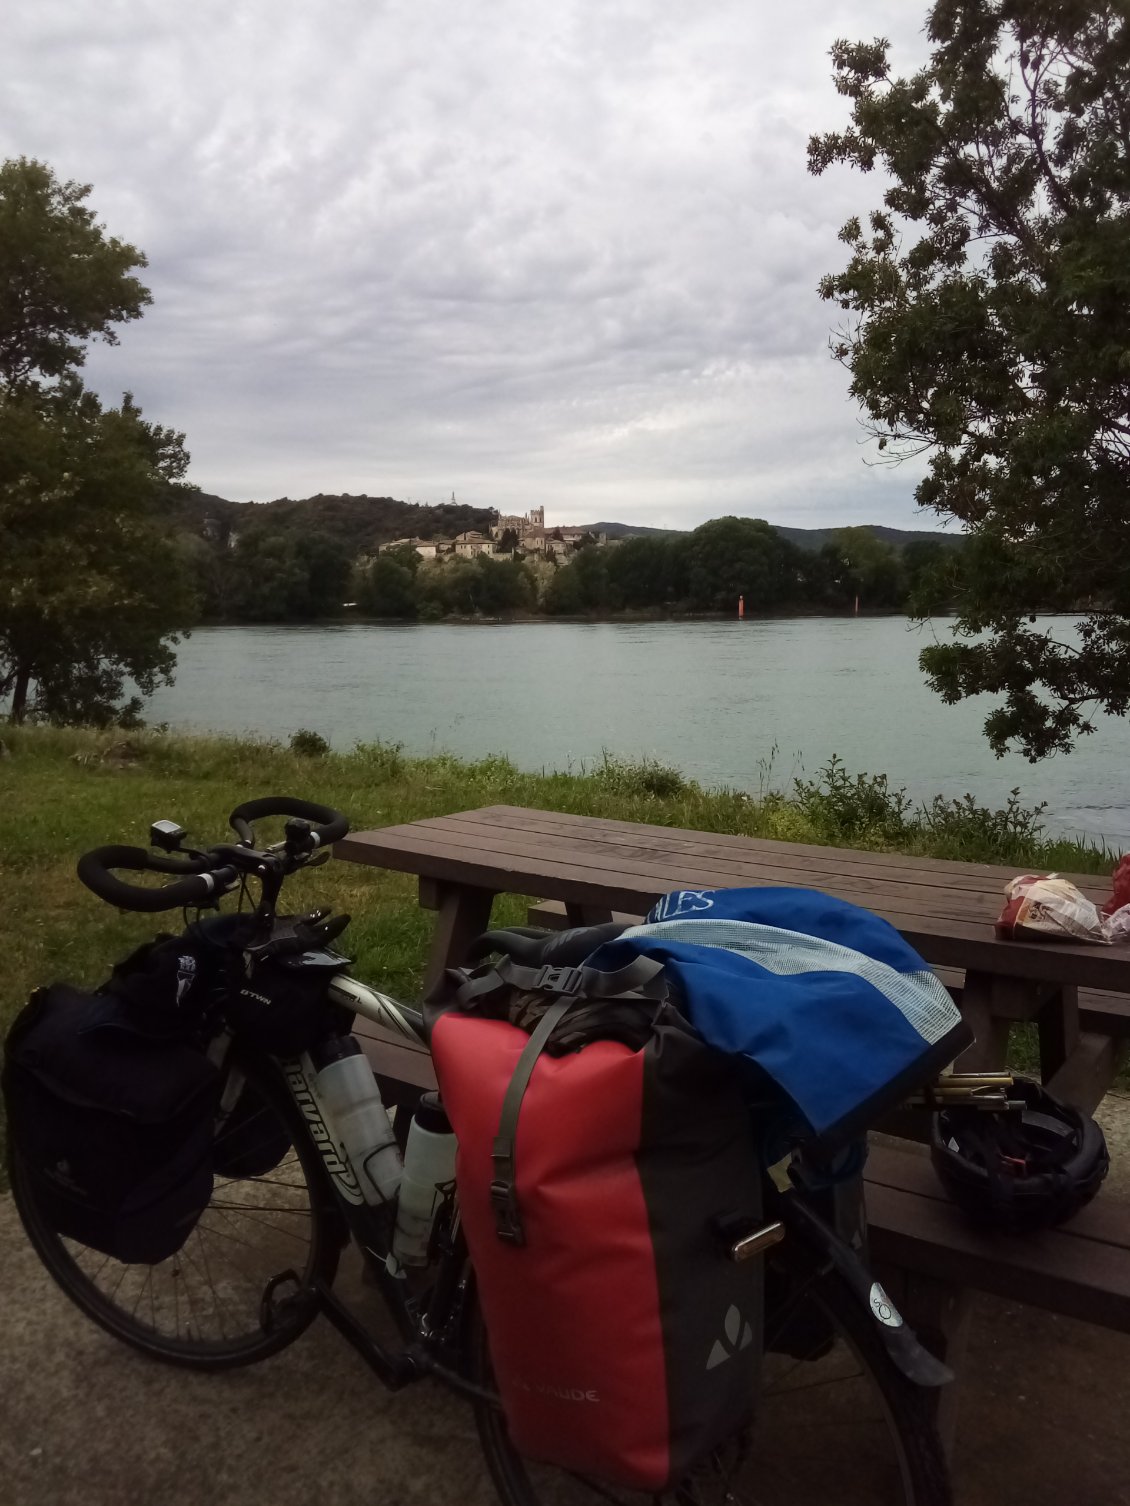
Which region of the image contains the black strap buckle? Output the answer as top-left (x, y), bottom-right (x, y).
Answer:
top-left (532, 964), bottom-right (584, 996)
top-left (489, 1178), bottom-right (526, 1246)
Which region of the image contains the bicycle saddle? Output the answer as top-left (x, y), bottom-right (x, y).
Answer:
top-left (469, 923), bottom-right (629, 968)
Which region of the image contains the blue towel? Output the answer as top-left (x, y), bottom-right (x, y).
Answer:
top-left (588, 887), bottom-right (971, 1143)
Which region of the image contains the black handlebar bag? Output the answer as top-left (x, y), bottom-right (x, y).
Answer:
top-left (429, 965), bottom-right (765, 1492)
top-left (3, 985), bottom-right (220, 1264)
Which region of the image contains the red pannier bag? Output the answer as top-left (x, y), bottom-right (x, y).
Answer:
top-left (429, 980), bottom-right (764, 1492)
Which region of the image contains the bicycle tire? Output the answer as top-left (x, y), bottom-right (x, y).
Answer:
top-left (8, 1055), bottom-right (344, 1371)
top-left (470, 1260), bottom-right (951, 1506)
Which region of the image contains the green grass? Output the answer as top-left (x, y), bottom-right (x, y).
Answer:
top-left (0, 725), bottom-right (1120, 1174)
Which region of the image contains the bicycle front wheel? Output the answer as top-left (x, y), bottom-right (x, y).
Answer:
top-left (472, 1260), bottom-right (951, 1506)
top-left (9, 1056), bottom-right (344, 1370)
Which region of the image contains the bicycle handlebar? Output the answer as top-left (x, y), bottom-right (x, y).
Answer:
top-left (228, 795), bottom-right (349, 849)
top-left (76, 795), bottom-right (351, 913)
top-left (76, 846), bottom-right (238, 913)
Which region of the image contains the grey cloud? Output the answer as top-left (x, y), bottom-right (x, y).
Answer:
top-left (3, 0), bottom-right (933, 528)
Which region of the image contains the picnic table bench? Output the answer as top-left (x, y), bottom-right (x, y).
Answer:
top-left (336, 803), bottom-right (1130, 1446)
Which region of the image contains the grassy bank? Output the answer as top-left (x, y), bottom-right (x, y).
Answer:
top-left (0, 726), bottom-right (1119, 1156)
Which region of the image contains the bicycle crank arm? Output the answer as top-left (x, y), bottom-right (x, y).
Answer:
top-left (780, 1194), bottom-right (953, 1389)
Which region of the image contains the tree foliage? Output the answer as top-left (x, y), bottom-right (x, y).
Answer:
top-left (361, 556), bottom-right (420, 619)
top-left (0, 158), bottom-right (192, 725)
top-left (0, 382), bottom-right (195, 724)
top-left (539, 518), bottom-right (951, 617)
top-left (809, 2), bottom-right (1130, 758)
top-left (0, 158), bottom-right (151, 390)
top-left (685, 517), bottom-right (799, 611)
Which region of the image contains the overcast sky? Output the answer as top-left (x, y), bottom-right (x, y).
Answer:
top-left (2, 1), bottom-right (943, 529)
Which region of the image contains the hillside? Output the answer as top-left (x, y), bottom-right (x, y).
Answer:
top-left (173, 491), bottom-right (495, 552)
top-left (175, 494), bottom-right (958, 555)
top-left (772, 523), bottom-right (963, 552)
top-left (576, 518), bottom-right (960, 550)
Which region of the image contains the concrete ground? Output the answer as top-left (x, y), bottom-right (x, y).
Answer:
top-left (3, 1097), bottom-right (1128, 1506)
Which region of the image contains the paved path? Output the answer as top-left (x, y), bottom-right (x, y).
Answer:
top-left (3, 1191), bottom-right (1129, 1506)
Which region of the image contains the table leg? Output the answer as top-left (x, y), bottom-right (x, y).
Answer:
top-left (1038, 984), bottom-right (1081, 1083)
top-left (418, 878), bottom-right (498, 995)
top-left (1046, 1032), bottom-right (1125, 1114)
top-left (956, 971), bottom-right (1012, 1071)
top-left (564, 902), bottom-right (614, 926)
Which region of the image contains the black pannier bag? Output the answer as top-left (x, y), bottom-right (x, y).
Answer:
top-left (3, 984), bottom-right (220, 1264)
top-left (107, 915), bottom-right (348, 1059)
top-left (98, 923), bottom-right (292, 1180)
top-left (429, 958), bottom-right (766, 1492)
top-left (213, 1075), bottom-right (292, 1179)
top-left (224, 951), bottom-right (348, 1058)
top-left (103, 930), bottom-right (227, 1038)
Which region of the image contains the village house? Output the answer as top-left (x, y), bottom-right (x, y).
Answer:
top-left (452, 530), bottom-right (495, 558)
top-left (373, 537), bottom-right (451, 561)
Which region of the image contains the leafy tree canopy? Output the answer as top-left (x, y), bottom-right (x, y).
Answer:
top-left (685, 517), bottom-right (801, 612)
top-left (0, 159), bottom-right (191, 725)
top-left (361, 556), bottom-right (420, 619)
top-left (809, 1), bottom-right (1130, 758)
top-left (0, 158), bottom-right (151, 389)
top-left (0, 381), bottom-right (194, 724)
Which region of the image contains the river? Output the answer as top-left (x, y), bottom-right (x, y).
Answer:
top-left (143, 619), bottom-right (1129, 847)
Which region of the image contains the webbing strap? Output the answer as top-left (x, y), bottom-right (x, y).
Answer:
top-left (490, 996), bottom-right (576, 1245)
top-left (582, 954), bottom-right (667, 997)
top-left (454, 951), bottom-right (667, 1011)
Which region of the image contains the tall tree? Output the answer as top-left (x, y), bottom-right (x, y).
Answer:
top-left (0, 382), bottom-right (194, 723)
top-left (809, 3), bottom-right (1130, 758)
top-left (361, 556), bottom-right (419, 618)
top-left (0, 158), bottom-right (151, 390)
top-left (685, 517), bottom-right (800, 612)
top-left (0, 159), bottom-right (193, 725)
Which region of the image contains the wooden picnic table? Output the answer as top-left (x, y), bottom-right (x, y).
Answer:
top-left (337, 803), bottom-right (1130, 1450)
top-left (337, 803), bottom-right (1130, 1113)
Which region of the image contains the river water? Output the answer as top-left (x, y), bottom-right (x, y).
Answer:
top-left (143, 619), bottom-right (1129, 847)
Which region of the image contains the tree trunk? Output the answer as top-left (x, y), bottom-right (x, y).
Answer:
top-left (9, 663), bottom-right (31, 724)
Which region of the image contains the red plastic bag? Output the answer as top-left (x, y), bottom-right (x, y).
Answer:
top-left (1103, 854), bottom-right (1130, 917)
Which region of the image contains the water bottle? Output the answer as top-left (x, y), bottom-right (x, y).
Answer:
top-left (312, 1037), bottom-right (403, 1205)
top-left (390, 1093), bottom-right (456, 1268)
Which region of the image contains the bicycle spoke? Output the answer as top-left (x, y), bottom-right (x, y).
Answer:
top-left (201, 1205), bottom-right (315, 1244)
top-left (195, 1213), bottom-right (289, 1285)
top-left (181, 1229), bottom-right (233, 1340)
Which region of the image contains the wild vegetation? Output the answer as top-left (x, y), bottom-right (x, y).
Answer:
top-left (0, 725), bottom-right (1112, 1069)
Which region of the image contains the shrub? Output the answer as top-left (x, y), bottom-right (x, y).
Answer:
top-left (290, 728), bottom-right (330, 757)
top-left (917, 788), bottom-right (1048, 863)
top-left (594, 753), bottom-right (690, 799)
top-left (793, 756), bottom-right (913, 842)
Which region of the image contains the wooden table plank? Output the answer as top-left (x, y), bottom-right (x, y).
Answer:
top-left (337, 816), bottom-right (1130, 991)
top-left (415, 809), bottom-right (1025, 901)
top-left (865, 1178), bottom-right (1130, 1331)
top-left (459, 805), bottom-right (1112, 895)
top-left (867, 1145), bottom-right (1130, 1250)
top-left (365, 818), bottom-right (1006, 924)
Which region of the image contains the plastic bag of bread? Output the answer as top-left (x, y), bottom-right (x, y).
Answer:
top-left (996, 874), bottom-right (1109, 944)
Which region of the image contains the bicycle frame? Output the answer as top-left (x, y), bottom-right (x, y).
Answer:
top-left (265, 968), bottom-right (964, 1402)
top-left (260, 975), bottom-right (482, 1400)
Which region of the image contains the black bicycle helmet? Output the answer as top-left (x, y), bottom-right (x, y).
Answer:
top-left (930, 1077), bottom-right (1109, 1234)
